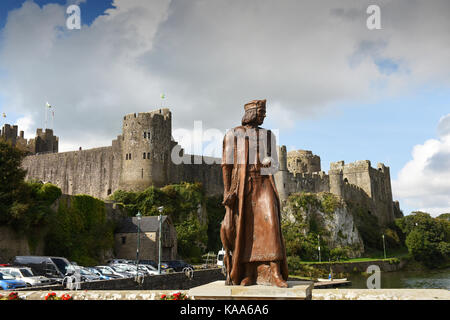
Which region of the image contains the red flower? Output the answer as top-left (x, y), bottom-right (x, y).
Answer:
top-left (161, 294), bottom-right (166, 299)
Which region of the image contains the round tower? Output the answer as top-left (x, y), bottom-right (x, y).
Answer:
top-left (287, 149), bottom-right (321, 174)
top-left (119, 108), bottom-right (172, 192)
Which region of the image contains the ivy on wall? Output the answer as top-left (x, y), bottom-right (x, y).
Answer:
top-left (110, 182), bottom-right (224, 262)
top-left (44, 195), bottom-right (115, 266)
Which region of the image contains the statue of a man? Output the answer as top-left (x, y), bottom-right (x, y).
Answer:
top-left (220, 99), bottom-right (289, 287)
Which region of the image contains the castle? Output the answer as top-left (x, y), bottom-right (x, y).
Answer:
top-left (3, 107), bottom-right (401, 226)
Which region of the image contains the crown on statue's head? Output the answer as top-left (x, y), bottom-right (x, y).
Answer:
top-left (244, 99), bottom-right (266, 111)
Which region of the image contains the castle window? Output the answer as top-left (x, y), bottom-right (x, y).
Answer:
top-left (144, 132), bottom-right (147, 139)
top-left (143, 153), bottom-right (146, 159)
top-left (147, 152), bottom-right (150, 159)
top-left (121, 236), bottom-right (126, 245)
top-left (129, 153), bottom-right (132, 160)
top-left (107, 189), bottom-right (112, 195)
top-left (148, 132), bottom-right (151, 139)
top-left (126, 154), bottom-right (128, 160)
top-left (141, 168), bottom-right (144, 178)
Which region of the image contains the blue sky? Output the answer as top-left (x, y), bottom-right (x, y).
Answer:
top-left (0, 0), bottom-right (114, 29)
top-left (0, 0), bottom-right (449, 216)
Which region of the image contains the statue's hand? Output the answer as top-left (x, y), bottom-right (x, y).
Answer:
top-left (261, 157), bottom-right (273, 168)
top-left (222, 191), bottom-right (237, 207)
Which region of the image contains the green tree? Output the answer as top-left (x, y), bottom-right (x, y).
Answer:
top-left (0, 140), bottom-right (27, 222)
top-left (396, 211), bottom-right (450, 267)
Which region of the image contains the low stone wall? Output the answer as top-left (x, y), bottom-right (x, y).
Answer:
top-left (10, 288), bottom-right (450, 300)
top-left (18, 268), bottom-right (225, 292)
top-left (305, 259), bottom-right (406, 274)
top-left (312, 288), bottom-right (450, 300)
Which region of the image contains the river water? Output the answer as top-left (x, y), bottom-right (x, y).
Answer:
top-left (347, 268), bottom-right (450, 289)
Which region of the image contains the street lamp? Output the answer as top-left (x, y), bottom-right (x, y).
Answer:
top-left (136, 211), bottom-right (142, 270)
top-left (157, 206), bottom-right (164, 275)
top-left (382, 234), bottom-right (386, 259)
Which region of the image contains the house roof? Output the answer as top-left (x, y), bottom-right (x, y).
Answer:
top-left (116, 215), bottom-right (169, 233)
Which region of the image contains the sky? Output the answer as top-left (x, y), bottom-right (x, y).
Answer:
top-left (0, 0), bottom-right (449, 217)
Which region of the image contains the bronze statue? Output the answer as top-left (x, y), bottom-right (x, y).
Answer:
top-left (220, 99), bottom-right (289, 287)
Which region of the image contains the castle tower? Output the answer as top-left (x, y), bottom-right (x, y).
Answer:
top-left (118, 108), bottom-right (172, 192)
top-left (34, 128), bottom-right (59, 154)
top-left (287, 149), bottom-right (321, 175)
top-left (329, 161), bottom-right (344, 198)
top-left (274, 145), bottom-right (290, 201)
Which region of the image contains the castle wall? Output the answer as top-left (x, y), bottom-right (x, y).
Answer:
top-left (22, 145), bottom-right (122, 199)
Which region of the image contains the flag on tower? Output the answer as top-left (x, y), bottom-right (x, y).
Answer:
top-left (160, 93), bottom-right (165, 99)
top-left (46, 102), bottom-right (52, 109)
top-left (2, 112), bottom-right (5, 118)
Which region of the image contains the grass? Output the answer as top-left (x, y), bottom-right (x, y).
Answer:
top-left (299, 247), bottom-right (410, 264)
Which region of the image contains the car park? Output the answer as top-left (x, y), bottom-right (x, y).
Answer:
top-left (0, 272), bottom-right (27, 290)
top-left (0, 267), bottom-right (53, 287)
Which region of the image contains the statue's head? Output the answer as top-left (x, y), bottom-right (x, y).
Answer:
top-left (241, 99), bottom-right (266, 126)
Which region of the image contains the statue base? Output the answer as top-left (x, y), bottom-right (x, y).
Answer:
top-left (188, 280), bottom-right (313, 300)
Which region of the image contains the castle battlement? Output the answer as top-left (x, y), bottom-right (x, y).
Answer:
top-left (123, 108), bottom-right (171, 122)
top-left (276, 146), bottom-right (397, 225)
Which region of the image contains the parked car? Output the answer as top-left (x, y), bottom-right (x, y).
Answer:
top-left (139, 260), bottom-right (171, 272)
top-left (217, 249), bottom-right (225, 267)
top-left (163, 260), bottom-right (193, 272)
top-left (0, 272), bottom-right (27, 290)
top-left (109, 264), bottom-right (138, 278)
top-left (13, 256), bottom-right (73, 283)
top-left (84, 267), bottom-right (115, 280)
top-left (110, 263), bottom-right (146, 277)
top-left (94, 266), bottom-right (129, 279)
top-left (0, 267), bottom-right (53, 287)
top-left (137, 264), bottom-right (165, 275)
top-left (107, 259), bottom-right (132, 265)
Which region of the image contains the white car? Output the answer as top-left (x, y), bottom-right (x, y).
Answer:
top-left (217, 249), bottom-right (225, 267)
top-left (0, 267), bottom-right (53, 287)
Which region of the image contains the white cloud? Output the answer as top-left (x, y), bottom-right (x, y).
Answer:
top-left (393, 114), bottom-right (450, 217)
top-left (1, 0), bottom-right (450, 154)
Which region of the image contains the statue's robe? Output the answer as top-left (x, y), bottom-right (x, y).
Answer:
top-left (221, 125), bottom-right (288, 285)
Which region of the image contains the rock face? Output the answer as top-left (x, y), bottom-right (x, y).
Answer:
top-left (282, 192), bottom-right (364, 257)
top-left (321, 206), bottom-right (364, 256)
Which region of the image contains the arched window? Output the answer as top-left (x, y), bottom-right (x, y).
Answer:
top-left (143, 153), bottom-right (146, 159)
top-left (144, 132), bottom-right (147, 139)
top-left (147, 152), bottom-right (150, 159)
top-left (126, 154), bottom-right (128, 160)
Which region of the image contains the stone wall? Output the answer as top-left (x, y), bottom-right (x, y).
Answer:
top-left (22, 146), bottom-right (122, 199)
top-left (0, 227), bottom-right (45, 263)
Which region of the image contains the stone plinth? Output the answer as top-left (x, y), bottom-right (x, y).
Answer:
top-left (188, 280), bottom-right (313, 300)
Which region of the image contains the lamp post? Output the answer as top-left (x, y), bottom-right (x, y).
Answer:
top-left (318, 234), bottom-right (321, 263)
top-left (157, 206), bottom-right (164, 275)
top-left (136, 212), bottom-right (142, 270)
top-left (382, 233), bottom-right (386, 259)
